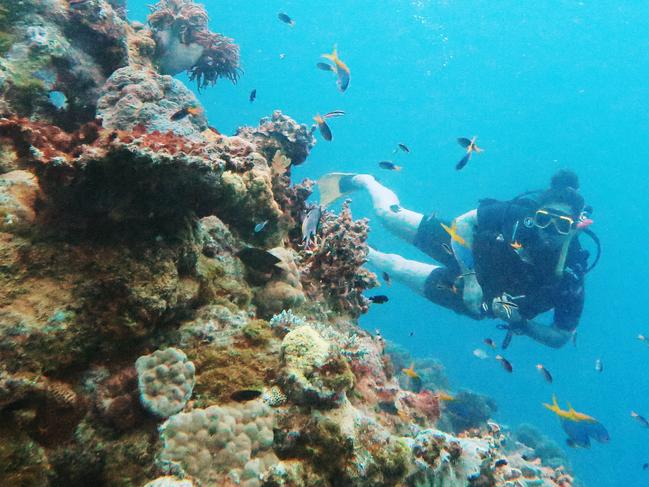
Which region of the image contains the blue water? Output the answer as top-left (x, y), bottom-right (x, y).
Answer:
top-left (130, 2), bottom-right (649, 485)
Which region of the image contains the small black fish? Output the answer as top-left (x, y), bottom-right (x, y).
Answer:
top-left (277, 12), bottom-right (295, 26)
top-left (409, 331), bottom-right (415, 337)
top-left (456, 152), bottom-right (472, 170)
top-left (249, 89), bottom-right (257, 102)
top-left (378, 161), bottom-right (402, 171)
top-left (170, 106), bottom-right (201, 121)
top-left (456, 136), bottom-right (483, 170)
top-left (323, 110), bottom-right (345, 119)
top-left (632, 411), bottom-right (649, 428)
top-left (302, 205), bottom-right (322, 247)
top-left (494, 459), bottom-right (508, 468)
top-left (369, 295), bottom-right (389, 304)
top-left (483, 338), bottom-right (496, 349)
top-left (643, 463), bottom-right (649, 471)
top-left (230, 389), bottom-right (263, 402)
top-left (397, 143), bottom-right (410, 153)
top-left (236, 247), bottom-right (282, 273)
top-left (536, 364), bottom-right (553, 384)
top-left (316, 62), bottom-right (334, 72)
top-left (314, 114), bottom-right (332, 141)
top-left (382, 272), bottom-right (391, 286)
top-left (495, 354), bottom-right (513, 373)
top-left (389, 204), bottom-right (401, 213)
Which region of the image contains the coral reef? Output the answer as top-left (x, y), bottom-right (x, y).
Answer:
top-left (0, 1), bottom-right (581, 486)
top-left (135, 348), bottom-right (196, 418)
top-left (444, 391), bottom-right (499, 434)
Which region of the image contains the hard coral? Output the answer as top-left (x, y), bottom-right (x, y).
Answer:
top-left (237, 111), bottom-right (316, 166)
top-left (279, 326), bottom-right (354, 408)
top-left (158, 400), bottom-right (277, 486)
top-left (298, 200), bottom-right (379, 318)
top-left (148, 0), bottom-right (240, 89)
top-left (135, 347), bottom-right (196, 418)
top-left (97, 66), bottom-right (208, 137)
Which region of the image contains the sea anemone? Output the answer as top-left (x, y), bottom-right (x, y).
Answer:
top-left (148, 0), bottom-right (241, 89)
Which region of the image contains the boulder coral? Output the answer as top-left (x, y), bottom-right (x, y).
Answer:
top-left (135, 347), bottom-right (196, 418)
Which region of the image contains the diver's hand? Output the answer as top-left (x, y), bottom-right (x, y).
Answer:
top-left (492, 293), bottom-right (523, 324)
top-left (462, 273), bottom-right (484, 317)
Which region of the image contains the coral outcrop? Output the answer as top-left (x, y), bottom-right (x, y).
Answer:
top-left (0, 0), bottom-right (581, 486)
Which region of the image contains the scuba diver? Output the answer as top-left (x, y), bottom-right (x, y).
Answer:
top-left (317, 169), bottom-right (599, 348)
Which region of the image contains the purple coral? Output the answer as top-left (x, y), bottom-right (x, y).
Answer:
top-left (148, 0), bottom-right (241, 89)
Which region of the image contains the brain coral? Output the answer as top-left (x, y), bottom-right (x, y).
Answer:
top-left (135, 348), bottom-right (196, 418)
top-left (159, 400), bottom-right (277, 486)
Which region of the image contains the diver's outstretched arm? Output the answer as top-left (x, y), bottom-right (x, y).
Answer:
top-left (367, 247), bottom-right (436, 296)
top-left (347, 175), bottom-right (424, 243)
top-left (522, 320), bottom-right (572, 348)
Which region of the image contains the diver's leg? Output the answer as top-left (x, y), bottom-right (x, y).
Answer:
top-left (348, 175), bottom-right (423, 243)
top-left (367, 247), bottom-right (436, 296)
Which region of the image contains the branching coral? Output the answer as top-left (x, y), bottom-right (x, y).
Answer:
top-left (298, 200), bottom-right (379, 317)
top-left (148, 0), bottom-right (240, 89)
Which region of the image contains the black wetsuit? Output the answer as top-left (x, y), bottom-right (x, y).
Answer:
top-left (413, 199), bottom-right (587, 331)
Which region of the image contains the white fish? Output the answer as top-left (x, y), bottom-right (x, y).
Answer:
top-left (595, 358), bottom-right (603, 373)
top-left (473, 348), bottom-right (488, 360)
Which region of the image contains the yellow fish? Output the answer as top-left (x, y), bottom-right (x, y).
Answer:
top-left (510, 241), bottom-right (523, 250)
top-left (437, 391), bottom-right (455, 402)
top-left (402, 363), bottom-right (419, 380)
top-left (543, 395), bottom-right (596, 423)
top-left (440, 220), bottom-right (467, 247)
top-left (322, 45), bottom-right (351, 92)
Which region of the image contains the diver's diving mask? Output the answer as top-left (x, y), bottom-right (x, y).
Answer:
top-left (533, 209), bottom-right (575, 235)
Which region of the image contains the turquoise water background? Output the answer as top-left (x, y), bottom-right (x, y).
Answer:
top-left (129, 2), bottom-right (649, 485)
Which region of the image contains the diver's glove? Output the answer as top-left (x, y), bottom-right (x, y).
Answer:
top-left (491, 293), bottom-right (524, 324)
top-left (462, 272), bottom-right (484, 317)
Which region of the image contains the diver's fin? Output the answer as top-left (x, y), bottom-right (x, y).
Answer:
top-left (317, 172), bottom-right (357, 207)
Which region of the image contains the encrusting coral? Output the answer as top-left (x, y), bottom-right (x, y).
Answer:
top-left (0, 0), bottom-right (581, 486)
